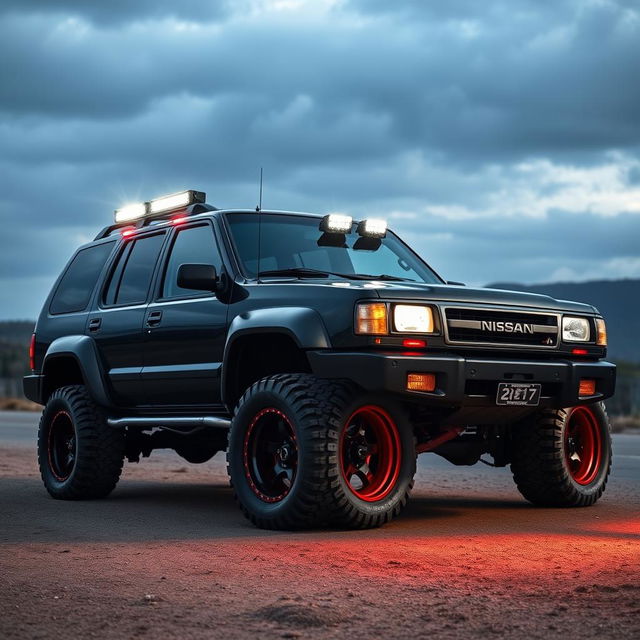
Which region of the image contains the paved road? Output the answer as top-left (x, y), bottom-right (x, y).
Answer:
top-left (1, 410), bottom-right (638, 640)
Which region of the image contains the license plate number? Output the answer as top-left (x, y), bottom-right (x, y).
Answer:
top-left (496, 383), bottom-right (541, 406)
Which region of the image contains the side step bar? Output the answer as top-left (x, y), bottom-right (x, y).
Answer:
top-left (107, 416), bottom-right (231, 431)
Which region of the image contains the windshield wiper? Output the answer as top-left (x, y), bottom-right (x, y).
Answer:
top-left (355, 274), bottom-right (416, 282)
top-left (257, 268), bottom-right (415, 282)
top-left (258, 267), bottom-right (345, 279)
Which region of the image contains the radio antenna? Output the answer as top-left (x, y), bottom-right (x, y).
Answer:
top-left (256, 167), bottom-right (263, 282)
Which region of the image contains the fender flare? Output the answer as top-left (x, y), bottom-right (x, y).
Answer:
top-left (43, 335), bottom-right (112, 407)
top-left (221, 307), bottom-right (331, 407)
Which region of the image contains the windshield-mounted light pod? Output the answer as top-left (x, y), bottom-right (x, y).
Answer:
top-left (114, 202), bottom-right (147, 223)
top-left (320, 213), bottom-right (353, 234)
top-left (149, 190), bottom-right (206, 214)
top-left (357, 218), bottom-right (387, 238)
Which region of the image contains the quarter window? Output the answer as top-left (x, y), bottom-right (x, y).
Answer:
top-left (50, 242), bottom-right (115, 315)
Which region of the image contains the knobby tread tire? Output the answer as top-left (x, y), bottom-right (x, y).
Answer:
top-left (510, 403), bottom-right (611, 507)
top-left (227, 374), bottom-right (415, 531)
top-left (38, 385), bottom-right (125, 500)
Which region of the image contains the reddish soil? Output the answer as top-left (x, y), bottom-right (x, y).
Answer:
top-left (1, 446), bottom-right (638, 639)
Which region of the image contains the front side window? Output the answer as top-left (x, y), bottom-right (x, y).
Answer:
top-left (225, 213), bottom-right (441, 283)
top-left (50, 242), bottom-right (115, 314)
top-left (104, 233), bottom-right (166, 306)
top-left (162, 225), bottom-right (222, 298)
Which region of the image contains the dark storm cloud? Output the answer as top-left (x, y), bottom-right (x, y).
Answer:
top-left (0, 0), bottom-right (639, 318)
top-left (0, 0), bottom-right (232, 26)
top-left (2, 0), bottom-right (639, 160)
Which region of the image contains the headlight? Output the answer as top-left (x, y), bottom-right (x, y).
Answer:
top-left (595, 318), bottom-right (607, 346)
top-left (355, 303), bottom-right (388, 335)
top-left (393, 305), bottom-right (435, 333)
top-left (562, 317), bottom-right (590, 342)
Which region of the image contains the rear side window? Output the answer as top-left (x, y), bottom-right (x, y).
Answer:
top-left (162, 225), bottom-right (222, 299)
top-left (50, 242), bottom-right (115, 315)
top-left (104, 233), bottom-right (165, 306)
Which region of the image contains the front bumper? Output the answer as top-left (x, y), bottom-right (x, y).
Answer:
top-left (307, 350), bottom-right (616, 410)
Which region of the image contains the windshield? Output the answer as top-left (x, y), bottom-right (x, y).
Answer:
top-left (225, 213), bottom-right (442, 284)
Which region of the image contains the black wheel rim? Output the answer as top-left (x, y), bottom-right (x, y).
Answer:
top-left (242, 408), bottom-right (297, 503)
top-left (48, 410), bottom-right (76, 481)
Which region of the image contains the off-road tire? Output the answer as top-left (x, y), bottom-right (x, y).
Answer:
top-left (227, 374), bottom-right (415, 530)
top-left (38, 385), bottom-right (125, 499)
top-left (510, 403), bottom-right (611, 507)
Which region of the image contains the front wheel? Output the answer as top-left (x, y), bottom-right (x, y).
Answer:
top-left (227, 374), bottom-right (415, 530)
top-left (510, 403), bottom-right (612, 507)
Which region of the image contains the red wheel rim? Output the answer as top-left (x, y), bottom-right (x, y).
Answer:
top-left (242, 408), bottom-right (297, 503)
top-left (47, 410), bottom-right (76, 481)
top-left (340, 406), bottom-right (401, 502)
top-left (564, 406), bottom-right (603, 486)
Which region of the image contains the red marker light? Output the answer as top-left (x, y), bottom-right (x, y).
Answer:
top-left (29, 334), bottom-right (36, 371)
top-left (402, 339), bottom-right (426, 349)
top-left (121, 227), bottom-right (136, 238)
top-left (171, 216), bottom-right (189, 225)
top-left (572, 348), bottom-right (588, 356)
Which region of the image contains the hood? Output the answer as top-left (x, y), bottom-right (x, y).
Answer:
top-left (254, 278), bottom-right (597, 314)
top-left (371, 282), bottom-right (597, 314)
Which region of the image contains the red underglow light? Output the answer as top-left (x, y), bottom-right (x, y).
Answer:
top-left (403, 339), bottom-right (426, 349)
top-left (572, 348), bottom-right (588, 355)
top-left (29, 334), bottom-right (35, 371)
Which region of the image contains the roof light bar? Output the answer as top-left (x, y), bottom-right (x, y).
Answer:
top-left (113, 189), bottom-right (206, 224)
top-left (114, 202), bottom-right (147, 223)
top-left (149, 190), bottom-right (205, 215)
top-left (357, 218), bottom-right (387, 238)
top-left (320, 213), bottom-right (353, 234)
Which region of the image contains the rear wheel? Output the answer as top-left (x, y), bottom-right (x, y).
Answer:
top-left (38, 385), bottom-right (125, 499)
top-left (510, 403), bottom-right (611, 507)
top-left (227, 374), bottom-right (415, 530)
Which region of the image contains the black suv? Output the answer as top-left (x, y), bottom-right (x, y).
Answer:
top-left (24, 189), bottom-right (616, 529)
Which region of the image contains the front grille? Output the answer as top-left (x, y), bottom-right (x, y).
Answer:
top-left (445, 308), bottom-right (558, 348)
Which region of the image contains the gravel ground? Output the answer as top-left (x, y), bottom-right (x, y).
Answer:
top-left (0, 414), bottom-right (638, 639)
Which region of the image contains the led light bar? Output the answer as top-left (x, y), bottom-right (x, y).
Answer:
top-left (114, 202), bottom-right (147, 223)
top-left (149, 190), bottom-right (206, 214)
top-left (113, 189), bottom-right (206, 224)
top-left (320, 213), bottom-right (353, 234)
top-left (357, 218), bottom-right (387, 238)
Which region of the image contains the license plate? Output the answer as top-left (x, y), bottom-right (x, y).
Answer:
top-left (496, 382), bottom-right (541, 406)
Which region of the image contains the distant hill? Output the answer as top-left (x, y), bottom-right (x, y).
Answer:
top-left (487, 279), bottom-right (640, 363)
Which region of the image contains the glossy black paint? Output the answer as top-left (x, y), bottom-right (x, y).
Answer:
top-left (24, 207), bottom-right (615, 417)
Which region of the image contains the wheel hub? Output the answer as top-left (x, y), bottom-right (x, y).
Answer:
top-left (243, 408), bottom-right (298, 503)
top-left (564, 406), bottom-right (603, 485)
top-left (47, 410), bottom-right (76, 482)
top-left (340, 406), bottom-right (402, 502)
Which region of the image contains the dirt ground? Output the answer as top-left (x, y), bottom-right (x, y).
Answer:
top-left (1, 441), bottom-right (639, 640)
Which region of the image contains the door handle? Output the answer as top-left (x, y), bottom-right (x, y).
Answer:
top-left (88, 318), bottom-right (102, 332)
top-left (146, 310), bottom-right (163, 326)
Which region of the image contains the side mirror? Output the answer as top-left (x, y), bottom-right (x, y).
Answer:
top-left (447, 280), bottom-right (466, 286)
top-left (177, 263), bottom-right (218, 292)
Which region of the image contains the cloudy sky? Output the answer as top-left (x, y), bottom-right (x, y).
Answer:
top-left (1, 0), bottom-right (639, 319)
